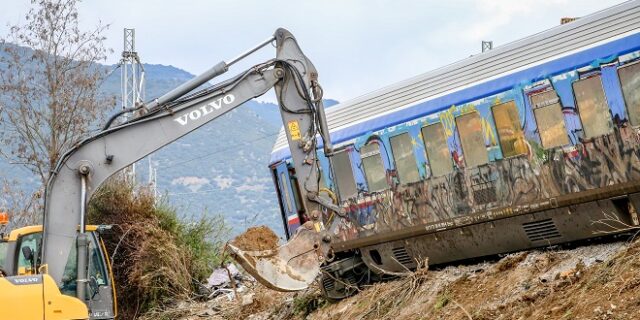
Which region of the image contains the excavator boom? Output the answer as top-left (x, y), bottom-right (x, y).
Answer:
top-left (32, 28), bottom-right (333, 315)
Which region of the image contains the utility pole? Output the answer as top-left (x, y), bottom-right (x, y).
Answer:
top-left (148, 156), bottom-right (158, 200)
top-left (120, 28), bottom-right (146, 183)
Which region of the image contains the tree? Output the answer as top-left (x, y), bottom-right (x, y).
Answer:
top-left (0, 0), bottom-right (114, 188)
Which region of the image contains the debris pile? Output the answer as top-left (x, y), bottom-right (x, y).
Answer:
top-left (140, 262), bottom-right (295, 320)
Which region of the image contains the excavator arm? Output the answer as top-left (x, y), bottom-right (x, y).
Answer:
top-left (40, 28), bottom-right (333, 300)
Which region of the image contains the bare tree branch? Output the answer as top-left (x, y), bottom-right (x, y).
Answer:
top-left (0, 0), bottom-right (115, 225)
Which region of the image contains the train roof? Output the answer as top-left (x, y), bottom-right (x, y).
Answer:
top-left (270, 0), bottom-right (640, 164)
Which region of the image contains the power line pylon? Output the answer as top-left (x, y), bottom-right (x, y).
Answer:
top-left (120, 28), bottom-right (146, 183)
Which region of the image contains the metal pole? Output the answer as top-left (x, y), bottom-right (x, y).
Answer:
top-left (226, 36), bottom-right (275, 67)
top-left (146, 35), bottom-right (276, 109)
top-left (76, 173), bottom-right (89, 300)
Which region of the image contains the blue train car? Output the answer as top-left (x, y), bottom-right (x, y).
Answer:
top-left (270, 1), bottom-right (640, 297)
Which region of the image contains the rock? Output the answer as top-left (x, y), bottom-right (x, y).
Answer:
top-left (594, 306), bottom-right (603, 314)
top-left (198, 309), bottom-right (217, 317)
top-left (242, 293), bottom-right (255, 306)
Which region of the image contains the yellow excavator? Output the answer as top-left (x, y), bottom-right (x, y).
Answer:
top-left (0, 224), bottom-right (115, 319)
top-left (0, 28), bottom-right (335, 319)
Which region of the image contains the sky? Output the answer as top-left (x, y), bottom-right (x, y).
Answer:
top-left (0, 0), bottom-right (628, 103)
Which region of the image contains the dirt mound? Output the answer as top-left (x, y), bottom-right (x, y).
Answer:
top-left (232, 226), bottom-right (279, 251)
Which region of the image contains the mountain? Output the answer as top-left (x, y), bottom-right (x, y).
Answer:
top-left (101, 66), bottom-right (342, 237)
top-left (0, 44), bottom-right (339, 237)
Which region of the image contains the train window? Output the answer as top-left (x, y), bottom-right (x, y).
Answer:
top-left (421, 123), bottom-right (452, 176)
top-left (331, 150), bottom-right (358, 200)
top-left (280, 172), bottom-right (293, 213)
top-left (390, 133), bottom-right (420, 184)
top-left (531, 90), bottom-right (569, 149)
top-left (360, 143), bottom-right (387, 191)
top-left (456, 112), bottom-right (488, 168)
top-left (618, 61), bottom-right (640, 126)
top-left (573, 75), bottom-right (613, 138)
top-left (290, 175), bottom-right (304, 212)
top-left (492, 101), bottom-right (527, 158)
top-left (318, 165), bottom-right (328, 190)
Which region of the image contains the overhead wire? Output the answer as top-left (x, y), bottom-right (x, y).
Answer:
top-left (158, 130), bottom-right (282, 170)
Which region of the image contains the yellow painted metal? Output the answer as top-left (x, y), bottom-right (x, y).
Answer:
top-left (18, 266), bottom-right (36, 276)
top-left (100, 237), bottom-right (117, 318)
top-left (7, 225), bottom-right (100, 241)
top-left (7, 225), bottom-right (42, 241)
top-left (43, 274), bottom-right (89, 320)
top-left (0, 276), bottom-right (43, 319)
top-left (0, 274), bottom-right (88, 320)
top-left (287, 120), bottom-right (301, 140)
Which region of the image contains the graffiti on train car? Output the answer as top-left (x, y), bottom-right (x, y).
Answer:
top-left (325, 49), bottom-right (640, 242)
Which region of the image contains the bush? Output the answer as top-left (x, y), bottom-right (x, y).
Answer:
top-left (87, 178), bottom-right (229, 318)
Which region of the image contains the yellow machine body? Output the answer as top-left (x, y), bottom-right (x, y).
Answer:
top-left (0, 274), bottom-right (88, 320)
top-left (0, 225), bottom-right (114, 319)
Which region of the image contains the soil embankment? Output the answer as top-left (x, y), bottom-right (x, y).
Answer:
top-left (159, 237), bottom-right (640, 320)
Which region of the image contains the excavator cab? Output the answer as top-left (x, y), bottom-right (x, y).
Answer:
top-left (0, 225), bottom-right (116, 319)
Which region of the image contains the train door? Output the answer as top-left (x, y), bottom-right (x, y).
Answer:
top-left (272, 161), bottom-right (302, 239)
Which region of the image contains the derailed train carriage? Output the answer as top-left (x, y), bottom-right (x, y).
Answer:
top-left (270, 1), bottom-right (640, 298)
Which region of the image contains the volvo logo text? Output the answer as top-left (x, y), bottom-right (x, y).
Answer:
top-left (173, 94), bottom-right (235, 126)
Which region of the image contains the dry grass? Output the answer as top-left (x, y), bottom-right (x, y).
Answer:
top-left (305, 239), bottom-right (638, 320)
top-left (88, 178), bottom-right (228, 319)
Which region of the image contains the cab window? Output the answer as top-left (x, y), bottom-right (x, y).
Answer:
top-left (331, 150), bottom-right (357, 200)
top-left (618, 61), bottom-right (640, 126)
top-left (17, 232), bottom-right (41, 271)
top-left (360, 143), bottom-right (387, 191)
top-left (573, 75), bottom-right (613, 138)
top-left (88, 234), bottom-right (108, 287)
top-left (421, 123), bottom-right (452, 177)
top-left (531, 89), bottom-right (570, 149)
top-left (456, 112), bottom-right (488, 168)
top-left (60, 242), bottom-right (77, 296)
top-left (492, 101), bottom-right (527, 158)
top-left (390, 133), bottom-right (420, 184)
top-left (0, 241), bottom-right (7, 270)
top-left (60, 233), bottom-right (109, 298)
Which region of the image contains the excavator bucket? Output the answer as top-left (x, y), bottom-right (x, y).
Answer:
top-left (228, 224), bottom-right (330, 292)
